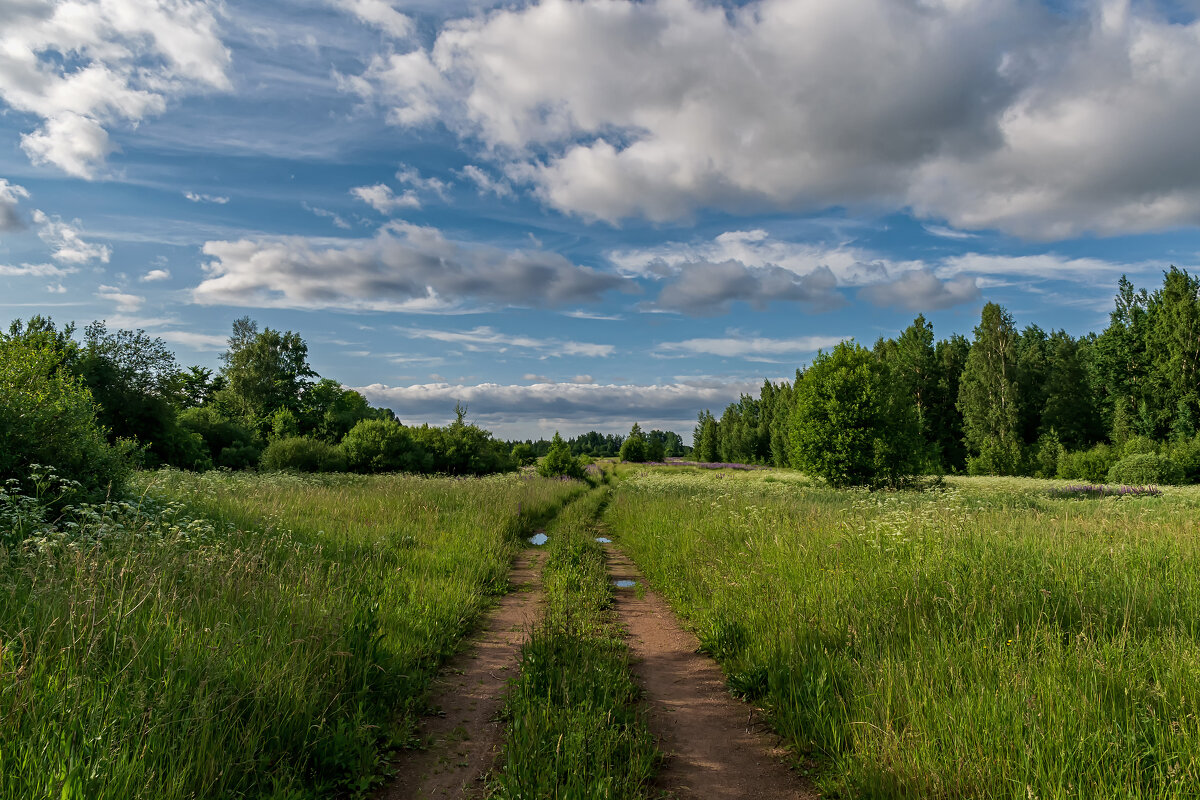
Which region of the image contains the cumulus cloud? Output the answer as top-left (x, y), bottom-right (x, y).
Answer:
top-left (653, 260), bottom-right (842, 316)
top-left (398, 325), bottom-right (614, 358)
top-left (860, 269), bottom-right (981, 311)
top-left (184, 192), bottom-right (230, 204)
top-left (344, 0), bottom-right (1200, 238)
top-left (457, 164), bottom-right (512, 198)
top-left (395, 164), bottom-right (449, 199)
top-left (155, 329), bottom-right (228, 350)
top-left (657, 333), bottom-right (848, 360)
top-left (193, 222), bottom-right (631, 312)
top-left (356, 377), bottom-right (766, 437)
top-left (33, 211), bottom-right (111, 264)
top-left (351, 183), bottom-right (421, 213)
top-left (141, 268), bottom-right (171, 282)
top-left (1, 0), bottom-right (231, 178)
top-left (0, 179), bottom-right (31, 232)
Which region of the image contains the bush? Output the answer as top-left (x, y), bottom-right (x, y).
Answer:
top-left (1057, 443), bottom-right (1119, 483)
top-left (1165, 436), bottom-right (1200, 483)
top-left (179, 407), bottom-right (261, 470)
top-left (342, 419), bottom-right (428, 474)
top-left (966, 436), bottom-right (1023, 477)
top-left (538, 432), bottom-right (586, 479)
top-left (511, 442), bottom-right (538, 467)
top-left (260, 436), bottom-right (346, 472)
top-left (0, 337), bottom-right (131, 501)
top-left (1121, 435), bottom-right (1158, 458)
top-left (1106, 453), bottom-right (1184, 486)
top-left (1029, 431), bottom-right (1064, 479)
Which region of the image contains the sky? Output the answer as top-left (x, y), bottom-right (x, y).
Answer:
top-left (2, 0), bottom-right (1200, 441)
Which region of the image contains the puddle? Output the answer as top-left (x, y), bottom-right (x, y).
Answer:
top-left (595, 537), bottom-right (611, 543)
top-left (528, 533), bottom-right (549, 546)
top-left (612, 579), bottom-right (637, 588)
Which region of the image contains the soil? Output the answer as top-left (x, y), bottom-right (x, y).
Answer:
top-left (605, 545), bottom-right (820, 800)
top-left (376, 547), bottom-right (545, 800)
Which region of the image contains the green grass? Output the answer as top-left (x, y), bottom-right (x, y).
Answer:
top-left (604, 467), bottom-right (1200, 799)
top-left (492, 484), bottom-right (658, 799)
top-left (0, 469), bottom-right (583, 800)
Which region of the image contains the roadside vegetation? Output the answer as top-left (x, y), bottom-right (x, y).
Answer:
top-left (493, 483), bottom-right (658, 798)
top-left (0, 468), bottom-right (582, 800)
top-left (605, 466), bottom-right (1200, 799)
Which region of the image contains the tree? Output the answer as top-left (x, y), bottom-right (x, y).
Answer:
top-left (537, 432), bottom-right (585, 479)
top-left (693, 411), bottom-right (719, 462)
top-left (341, 419), bottom-right (427, 473)
top-left (510, 442), bottom-right (537, 466)
top-left (0, 336), bottom-right (131, 501)
top-left (931, 334), bottom-right (969, 472)
top-left (789, 342), bottom-right (924, 488)
top-left (958, 303), bottom-right (1022, 475)
top-left (216, 317), bottom-right (315, 435)
top-left (1040, 331), bottom-right (1102, 449)
top-left (619, 422), bottom-right (649, 463)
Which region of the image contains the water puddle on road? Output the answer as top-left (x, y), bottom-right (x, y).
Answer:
top-left (595, 537), bottom-right (611, 543)
top-left (528, 533), bottom-right (549, 546)
top-left (612, 579), bottom-right (637, 588)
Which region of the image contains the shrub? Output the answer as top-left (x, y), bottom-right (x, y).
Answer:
top-left (1106, 453), bottom-right (1184, 486)
top-left (510, 442), bottom-right (538, 467)
top-left (1029, 431), bottom-right (1064, 479)
top-left (1120, 435), bottom-right (1158, 458)
top-left (342, 419), bottom-right (428, 474)
top-left (966, 436), bottom-right (1023, 477)
top-left (538, 432), bottom-right (586, 479)
top-left (260, 436), bottom-right (346, 472)
top-left (619, 425), bottom-right (648, 463)
top-left (0, 337), bottom-right (131, 501)
top-left (179, 407), bottom-right (261, 470)
top-left (1165, 436), bottom-right (1200, 483)
top-left (1057, 443), bottom-right (1119, 483)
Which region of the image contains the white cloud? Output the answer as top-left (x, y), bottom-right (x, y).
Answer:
top-left (935, 253), bottom-right (1149, 280)
top-left (398, 324), bottom-right (614, 357)
top-left (350, 183), bottom-right (421, 213)
top-left (859, 269), bottom-right (981, 311)
top-left (457, 164), bottom-right (512, 198)
top-left (184, 192), bottom-right (230, 204)
top-left (141, 268), bottom-right (171, 282)
top-left (155, 329), bottom-right (228, 350)
top-left (193, 222), bottom-right (630, 312)
top-left (923, 224), bottom-right (978, 240)
top-left (33, 211), bottom-right (111, 264)
top-left (303, 202), bottom-right (352, 229)
top-left (1, 0), bottom-right (231, 178)
top-left (0, 263), bottom-right (74, 277)
top-left (0, 179), bottom-right (31, 232)
top-left (563, 309), bottom-right (622, 321)
top-left (356, 376), bottom-right (765, 438)
top-left (395, 164), bottom-right (449, 199)
top-left (330, 0), bottom-right (413, 39)
top-left (96, 285), bottom-right (145, 312)
top-left (345, 0), bottom-right (1200, 239)
top-left (47, 283), bottom-right (66, 294)
top-left (657, 333), bottom-right (848, 359)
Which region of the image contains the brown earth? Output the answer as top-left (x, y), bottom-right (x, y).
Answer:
top-left (376, 546), bottom-right (545, 800)
top-left (605, 545), bottom-right (820, 800)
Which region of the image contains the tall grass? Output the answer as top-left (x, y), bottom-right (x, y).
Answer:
top-left (605, 468), bottom-right (1200, 799)
top-left (493, 486), bottom-right (658, 798)
top-left (0, 469), bottom-right (582, 800)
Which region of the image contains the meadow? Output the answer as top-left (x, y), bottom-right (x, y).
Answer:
top-left (0, 468), bottom-right (582, 800)
top-left (604, 466), bottom-right (1200, 799)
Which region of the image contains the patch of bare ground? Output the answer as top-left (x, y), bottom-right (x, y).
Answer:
top-left (376, 546), bottom-right (545, 800)
top-left (605, 544), bottom-right (820, 800)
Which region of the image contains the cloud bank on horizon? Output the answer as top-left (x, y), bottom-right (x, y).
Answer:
top-left (1, 0), bottom-right (1197, 438)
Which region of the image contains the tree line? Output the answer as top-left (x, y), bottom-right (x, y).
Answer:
top-left (0, 315), bottom-right (518, 500)
top-left (694, 268), bottom-right (1200, 487)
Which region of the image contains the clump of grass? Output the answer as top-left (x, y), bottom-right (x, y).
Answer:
top-left (0, 468), bottom-right (583, 800)
top-left (1048, 483), bottom-right (1164, 499)
top-left (605, 469), bottom-right (1200, 800)
top-left (492, 485), bottom-right (658, 798)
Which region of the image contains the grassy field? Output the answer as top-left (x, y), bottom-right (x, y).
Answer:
top-left (0, 469), bottom-right (582, 800)
top-left (493, 483), bottom-right (658, 798)
top-left (604, 466), bottom-right (1200, 799)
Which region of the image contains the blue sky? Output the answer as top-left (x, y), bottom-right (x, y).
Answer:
top-left (2, 0), bottom-right (1199, 440)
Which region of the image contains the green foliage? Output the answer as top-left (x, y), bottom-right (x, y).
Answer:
top-left (215, 316), bottom-right (316, 434)
top-left (1107, 453), bottom-right (1184, 486)
top-left (510, 442), bottom-right (537, 466)
top-left (341, 419), bottom-right (427, 473)
top-left (270, 407), bottom-right (301, 440)
top-left (692, 410), bottom-right (719, 463)
top-left (619, 422), bottom-right (648, 463)
top-left (1030, 430), bottom-right (1064, 479)
top-left (538, 432), bottom-right (586, 479)
top-left (958, 303), bottom-right (1021, 472)
top-left (177, 406), bottom-right (261, 470)
top-left (1165, 436), bottom-right (1200, 483)
top-left (789, 342), bottom-right (924, 488)
top-left (260, 436), bottom-right (347, 472)
top-left (1056, 443), bottom-right (1120, 483)
top-left (0, 336), bottom-right (131, 500)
